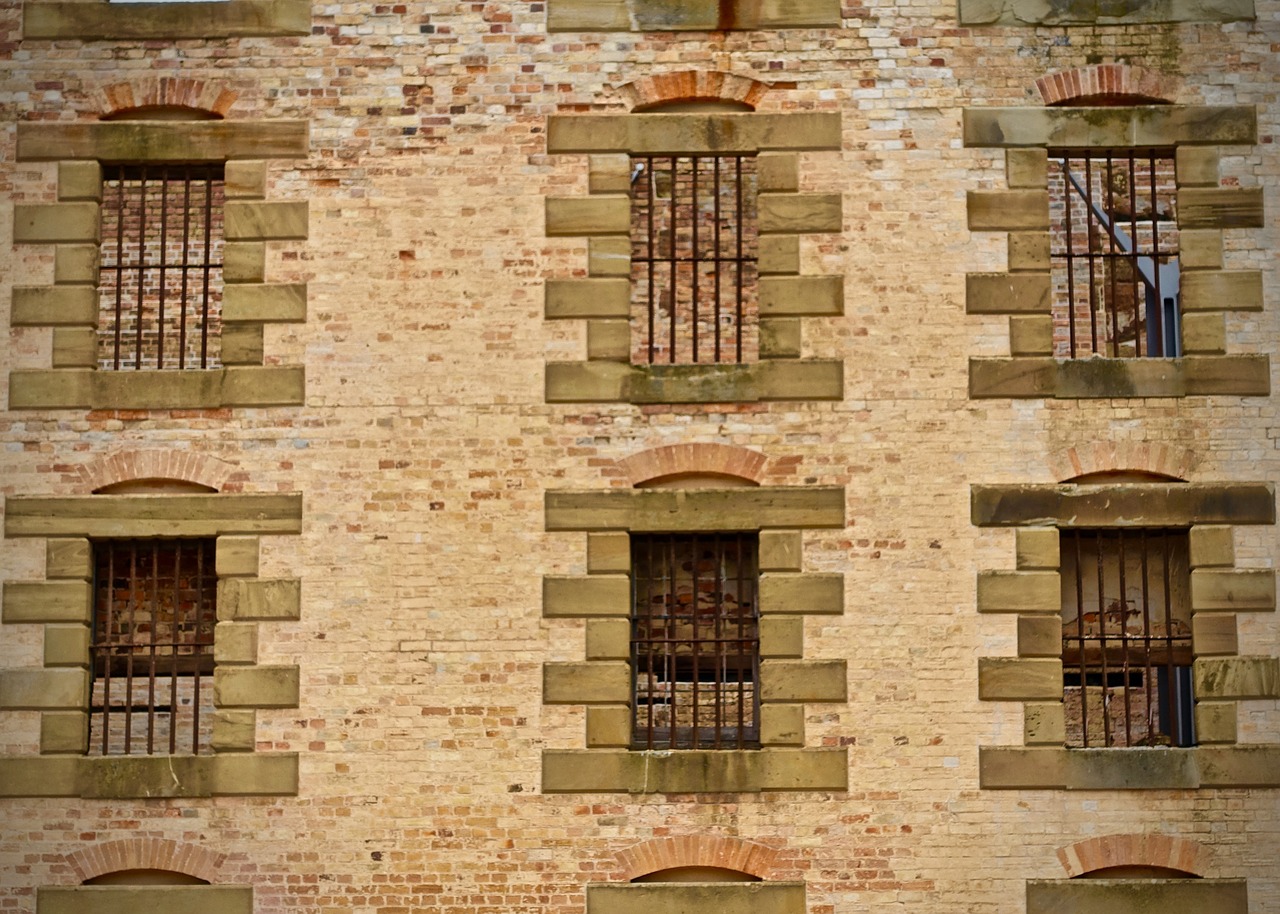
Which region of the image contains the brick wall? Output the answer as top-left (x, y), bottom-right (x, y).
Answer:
top-left (1, 2), bottom-right (1278, 913)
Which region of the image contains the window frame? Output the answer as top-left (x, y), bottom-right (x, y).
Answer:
top-left (544, 111), bottom-right (844, 405)
top-left (963, 104), bottom-right (1267, 400)
top-left (10, 120), bottom-right (309, 411)
top-left (541, 485), bottom-right (849, 793)
top-left (971, 480), bottom-right (1280, 790)
top-left (547, 0), bottom-right (840, 31)
top-left (0, 492), bottom-right (303, 799)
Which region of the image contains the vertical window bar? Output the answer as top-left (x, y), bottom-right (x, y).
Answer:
top-left (1127, 153), bottom-right (1142, 358)
top-left (156, 167), bottom-right (169, 369)
top-left (146, 541), bottom-right (159, 755)
top-left (646, 157), bottom-right (657, 366)
top-left (201, 167), bottom-right (215, 369)
top-left (735, 156), bottom-right (746, 364)
top-left (112, 167), bottom-right (126, 370)
top-left (690, 161), bottom-right (700, 363)
top-left (134, 167), bottom-right (148, 370)
top-left (668, 157), bottom-right (679, 363)
top-left (1104, 154), bottom-right (1120, 357)
top-left (1083, 157), bottom-right (1100, 357)
top-left (713, 157), bottom-right (723, 363)
top-left (179, 168), bottom-right (193, 369)
top-left (1061, 161), bottom-right (1078, 358)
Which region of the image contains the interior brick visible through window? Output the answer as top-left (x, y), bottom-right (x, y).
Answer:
top-left (1048, 150), bottom-right (1179, 359)
top-left (1061, 528), bottom-right (1194, 748)
top-left (631, 533), bottom-right (760, 749)
top-left (98, 164), bottom-right (225, 371)
top-left (630, 155), bottom-right (759, 365)
top-left (90, 539), bottom-right (217, 756)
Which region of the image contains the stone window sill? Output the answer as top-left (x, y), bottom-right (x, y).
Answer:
top-left (23, 0), bottom-right (310, 40)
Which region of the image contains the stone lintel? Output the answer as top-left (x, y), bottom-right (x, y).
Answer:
top-left (963, 106), bottom-right (1257, 149)
top-left (6, 493), bottom-right (303, 538)
top-left (548, 0), bottom-right (840, 30)
top-left (17, 121), bottom-right (309, 163)
top-left (971, 481), bottom-right (1274, 528)
top-left (585, 882), bottom-right (807, 914)
top-left (1025, 879), bottom-right (1247, 914)
top-left (967, 355), bottom-right (1271, 399)
top-left (541, 747), bottom-right (847, 793)
top-left (36, 885), bottom-right (254, 914)
top-left (546, 486), bottom-right (846, 532)
top-left (547, 113), bottom-right (843, 155)
top-left (543, 359), bottom-right (844, 404)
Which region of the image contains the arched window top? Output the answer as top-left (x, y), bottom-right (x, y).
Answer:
top-left (101, 105), bottom-right (223, 122)
top-left (632, 866), bottom-right (761, 883)
top-left (94, 478), bottom-right (220, 495)
top-left (618, 444), bottom-right (767, 488)
top-left (620, 71), bottom-right (770, 112)
top-left (85, 869), bottom-right (211, 886)
top-left (1036, 65), bottom-right (1179, 107)
top-left (1064, 470), bottom-right (1187, 485)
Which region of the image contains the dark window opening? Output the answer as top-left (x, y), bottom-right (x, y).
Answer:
top-left (630, 155), bottom-right (759, 366)
top-left (1061, 528), bottom-right (1194, 748)
top-left (98, 163), bottom-right (225, 371)
top-left (631, 533), bottom-right (759, 750)
top-left (90, 539), bottom-right (217, 756)
top-left (1049, 149), bottom-right (1179, 359)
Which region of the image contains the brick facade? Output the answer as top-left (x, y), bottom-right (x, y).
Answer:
top-left (1, 2), bottom-right (1278, 913)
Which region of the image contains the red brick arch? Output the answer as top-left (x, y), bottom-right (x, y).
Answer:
top-left (65, 838), bottom-right (224, 884)
top-left (617, 443), bottom-right (767, 487)
top-left (75, 448), bottom-right (241, 494)
top-left (93, 78), bottom-right (238, 119)
top-left (1048, 442), bottom-right (1195, 483)
top-left (1058, 834), bottom-right (1209, 877)
top-left (620, 71), bottom-right (771, 111)
top-left (1036, 64), bottom-right (1179, 106)
top-left (615, 836), bottom-right (780, 881)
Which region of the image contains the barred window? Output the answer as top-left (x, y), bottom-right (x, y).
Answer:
top-left (98, 164), bottom-right (225, 370)
top-left (1061, 529), bottom-right (1194, 748)
top-left (630, 155), bottom-right (759, 365)
top-left (90, 539), bottom-right (217, 755)
top-left (631, 533), bottom-right (759, 750)
top-left (1049, 150), bottom-right (1179, 358)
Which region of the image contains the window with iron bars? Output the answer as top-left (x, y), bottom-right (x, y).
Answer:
top-left (1049, 149), bottom-right (1180, 359)
top-left (631, 533), bottom-right (760, 750)
top-left (630, 155), bottom-right (759, 365)
top-left (90, 539), bottom-right (217, 756)
top-left (1060, 528), bottom-right (1195, 748)
top-left (98, 164), bottom-right (225, 371)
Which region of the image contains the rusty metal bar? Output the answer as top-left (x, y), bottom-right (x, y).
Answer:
top-left (630, 155), bottom-right (758, 366)
top-left (90, 539), bottom-right (216, 756)
top-left (1062, 529), bottom-right (1193, 748)
top-left (98, 164), bottom-right (224, 372)
top-left (631, 533), bottom-right (760, 750)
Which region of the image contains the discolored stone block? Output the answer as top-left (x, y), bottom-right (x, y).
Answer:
top-left (214, 665), bottom-right (301, 709)
top-left (977, 658), bottom-right (1062, 700)
top-left (543, 662), bottom-right (630, 704)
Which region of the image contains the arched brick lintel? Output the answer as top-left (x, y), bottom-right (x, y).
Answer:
top-left (65, 838), bottom-right (224, 884)
top-left (1048, 442), bottom-right (1196, 484)
top-left (93, 78), bottom-right (238, 118)
top-left (1058, 834), bottom-right (1210, 878)
top-left (76, 449), bottom-right (241, 494)
top-left (617, 443), bottom-right (768, 487)
top-left (1036, 64), bottom-right (1180, 106)
top-left (619, 71), bottom-right (771, 111)
top-left (615, 835), bottom-right (780, 881)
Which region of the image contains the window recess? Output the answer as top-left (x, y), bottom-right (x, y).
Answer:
top-left (1050, 150), bottom-right (1179, 359)
top-left (631, 533), bottom-right (760, 750)
top-left (99, 164), bottom-right (225, 371)
top-left (90, 539), bottom-right (217, 756)
top-left (630, 155), bottom-right (759, 366)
